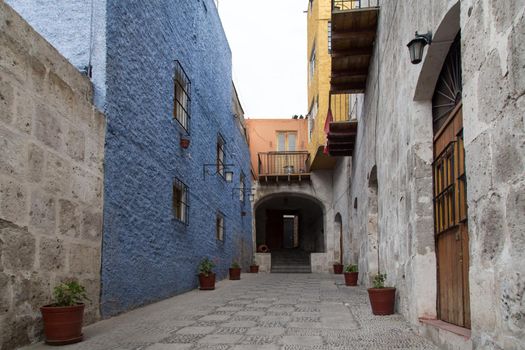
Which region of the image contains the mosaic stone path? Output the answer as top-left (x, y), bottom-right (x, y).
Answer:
top-left (24, 274), bottom-right (438, 350)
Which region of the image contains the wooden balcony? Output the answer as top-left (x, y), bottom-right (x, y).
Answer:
top-left (258, 152), bottom-right (311, 183)
top-left (326, 93), bottom-right (358, 157)
top-left (330, 0), bottom-right (379, 93)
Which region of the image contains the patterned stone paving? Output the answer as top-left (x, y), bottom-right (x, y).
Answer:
top-left (23, 274), bottom-right (438, 350)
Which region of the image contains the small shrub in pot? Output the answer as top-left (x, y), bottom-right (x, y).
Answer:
top-left (229, 261), bottom-right (241, 280)
top-left (367, 273), bottom-right (396, 315)
top-left (344, 264), bottom-right (359, 286)
top-left (198, 257), bottom-right (216, 290)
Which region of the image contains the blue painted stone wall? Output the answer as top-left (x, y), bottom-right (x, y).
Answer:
top-left (5, 0), bottom-right (107, 108)
top-left (101, 0), bottom-right (253, 316)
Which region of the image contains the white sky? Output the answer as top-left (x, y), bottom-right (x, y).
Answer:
top-left (218, 0), bottom-right (307, 119)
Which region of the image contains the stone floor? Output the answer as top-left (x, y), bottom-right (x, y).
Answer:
top-left (24, 274), bottom-right (438, 350)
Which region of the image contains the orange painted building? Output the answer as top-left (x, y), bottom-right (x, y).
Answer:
top-left (245, 118), bottom-right (309, 179)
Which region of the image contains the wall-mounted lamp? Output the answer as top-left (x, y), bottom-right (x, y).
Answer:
top-left (407, 31), bottom-right (432, 64)
top-left (203, 164), bottom-right (234, 182)
top-left (231, 187), bottom-right (257, 201)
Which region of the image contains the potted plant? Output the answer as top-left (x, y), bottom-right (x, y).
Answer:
top-left (229, 261), bottom-right (241, 280)
top-left (367, 273), bottom-right (396, 315)
top-left (198, 257), bottom-right (216, 290)
top-left (344, 264), bottom-right (359, 286)
top-left (333, 262), bottom-right (343, 274)
top-left (249, 258), bottom-right (259, 273)
top-left (40, 281), bottom-right (89, 345)
top-left (180, 135), bottom-right (190, 149)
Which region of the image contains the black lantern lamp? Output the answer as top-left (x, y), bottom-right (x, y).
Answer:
top-left (407, 31), bottom-right (432, 64)
top-left (203, 164), bottom-right (234, 182)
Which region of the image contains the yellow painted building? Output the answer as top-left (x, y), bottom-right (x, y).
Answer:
top-left (306, 0), bottom-right (351, 170)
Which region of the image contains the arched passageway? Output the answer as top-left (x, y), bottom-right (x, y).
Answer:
top-left (255, 193), bottom-right (324, 272)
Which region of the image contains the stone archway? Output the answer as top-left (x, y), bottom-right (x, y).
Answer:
top-left (254, 193), bottom-right (325, 273)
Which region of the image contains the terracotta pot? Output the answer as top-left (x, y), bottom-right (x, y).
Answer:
top-left (180, 138), bottom-right (190, 149)
top-left (229, 268), bottom-right (241, 280)
top-left (249, 265), bottom-right (259, 273)
top-left (40, 304), bottom-right (84, 345)
top-left (199, 273), bottom-right (216, 290)
top-left (344, 272), bottom-right (359, 286)
top-left (333, 264), bottom-right (343, 274)
top-left (367, 287), bottom-right (396, 315)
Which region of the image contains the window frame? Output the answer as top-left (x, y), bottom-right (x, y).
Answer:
top-left (216, 134), bottom-right (226, 178)
top-left (173, 60), bottom-right (191, 133)
top-left (216, 213), bottom-right (224, 241)
top-left (276, 131), bottom-right (298, 152)
top-left (172, 177), bottom-right (189, 225)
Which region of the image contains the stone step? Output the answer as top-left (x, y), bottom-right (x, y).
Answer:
top-left (271, 265), bottom-right (312, 273)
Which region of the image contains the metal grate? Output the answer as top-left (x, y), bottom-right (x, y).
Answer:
top-left (173, 177), bottom-right (189, 224)
top-left (258, 151), bottom-right (310, 176)
top-left (332, 0), bottom-right (378, 10)
top-left (173, 60), bottom-right (191, 132)
top-left (217, 134), bottom-right (226, 177)
top-left (216, 213), bottom-right (224, 241)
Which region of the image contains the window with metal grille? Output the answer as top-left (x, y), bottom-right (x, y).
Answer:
top-left (173, 178), bottom-right (189, 224)
top-left (216, 213), bottom-right (224, 241)
top-left (217, 134), bottom-right (225, 177)
top-left (173, 60), bottom-right (191, 132)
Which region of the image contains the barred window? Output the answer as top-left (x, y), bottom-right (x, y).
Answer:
top-left (217, 134), bottom-right (225, 177)
top-left (173, 60), bottom-right (191, 132)
top-left (173, 178), bottom-right (189, 224)
top-left (216, 213), bottom-right (224, 241)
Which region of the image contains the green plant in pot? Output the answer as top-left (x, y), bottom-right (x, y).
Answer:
top-left (249, 257), bottom-right (259, 273)
top-left (198, 257), bottom-right (216, 290)
top-left (229, 261), bottom-right (241, 280)
top-left (333, 261), bottom-right (343, 274)
top-left (40, 281), bottom-right (89, 345)
top-left (344, 264), bottom-right (359, 286)
top-left (367, 273), bottom-right (396, 315)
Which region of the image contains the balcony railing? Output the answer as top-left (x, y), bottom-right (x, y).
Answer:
top-left (332, 0), bottom-right (378, 11)
top-left (258, 152), bottom-right (310, 176)
top-left (329, 93), bottom-right (356, 122)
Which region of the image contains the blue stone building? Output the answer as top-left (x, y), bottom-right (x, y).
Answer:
top-left (6, 0), bottom-right (253, 317)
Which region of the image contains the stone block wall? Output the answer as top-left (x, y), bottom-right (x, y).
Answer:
top-left (0, 1), bottom-right (105, 349)
top-left (346, 0), bottom-right (524, 349)
top-left (461, 0), bottom-right (525, 348)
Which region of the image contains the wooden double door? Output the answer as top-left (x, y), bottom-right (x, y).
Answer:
top-left (433, 104), bottom-right (471, 328)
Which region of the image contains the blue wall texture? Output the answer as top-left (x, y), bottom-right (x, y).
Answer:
top-left (101, 0), bottom-right (253, 316)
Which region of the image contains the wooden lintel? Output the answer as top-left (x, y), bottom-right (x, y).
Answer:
top-left (332, 30), bottom-right (375, 40)
top-left (331, 47), bottom-right (373, 58)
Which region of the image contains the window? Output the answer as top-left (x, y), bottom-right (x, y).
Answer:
top-left (216, 134), bottom-right (225, 177)
top-left (308, 96), bottom-right (318, 141)
top-left (173, 61), bottom-right (191, 132)
top-left (276, 131), bottom-right (297, 152)
top-left (239, 172), bottom-right (245, 202)
top-left (309, 45), bottom-right (316, 83)
top-left (173, 178), bottom-right (189, 224)
top-left (216, 213), bottom-right (224, 241)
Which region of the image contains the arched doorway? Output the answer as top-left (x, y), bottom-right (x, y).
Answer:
top-left (255, 193), bottom-right (324, 273)
top-left (432, 33), bottom-right (471, 328)
top-left (335, 213), bottom-right (343, 265)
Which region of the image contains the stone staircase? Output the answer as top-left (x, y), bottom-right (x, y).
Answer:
top-left (271, 250), bottom-right (311, 273)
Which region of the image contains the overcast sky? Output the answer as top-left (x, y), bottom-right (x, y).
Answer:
top-left (218, 0), bottom-right (307, 119)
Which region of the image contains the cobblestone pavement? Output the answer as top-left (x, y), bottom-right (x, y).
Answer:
top-left (25, 274), bottom-right (438, 350)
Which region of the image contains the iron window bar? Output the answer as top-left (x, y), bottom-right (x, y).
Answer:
top-left (173, 60), bottom-right (191, 133)
top-left (173, 177), bottom-right (189, 225)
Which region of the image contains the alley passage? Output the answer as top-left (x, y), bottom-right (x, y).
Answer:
top-left (25, 274), bottom-right (438, 350)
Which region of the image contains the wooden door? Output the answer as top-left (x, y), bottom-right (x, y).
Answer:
top-left (433, 104), bottom-right (470, 328)
top-left (266, 210), bottom-right (283, 250)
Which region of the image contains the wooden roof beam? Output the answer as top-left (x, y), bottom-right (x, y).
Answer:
top-left (331, 47), bottom-right (373, 58)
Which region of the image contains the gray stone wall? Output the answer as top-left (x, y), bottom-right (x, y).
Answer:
top-left (461, 0), bottom-right (524, 348)
top-left (0, 2), bottom-right (105, 349)
top-left (346, 0), bottom-right (524, 349)
top-left (5, 0), bottom-right (107, 108)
